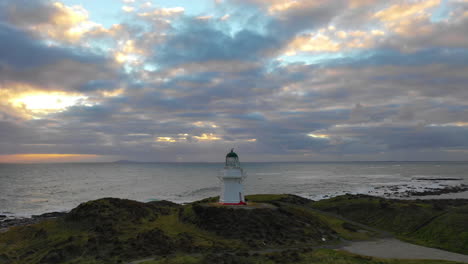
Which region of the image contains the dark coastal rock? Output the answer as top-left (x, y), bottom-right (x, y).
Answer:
top-left (404, 184), bottom-right (468, 197)
top-left (1, 217), bottom-right (36, 229)
top-left (32, 212), bottom-right (67, 218)
top-left (373, 182), bottom-right (468, 198)
top-left (1, 211), bottom-right (68, 230)
top-left (414, 178), bottom-right (463, 181)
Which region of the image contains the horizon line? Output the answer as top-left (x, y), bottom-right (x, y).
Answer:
top-left (1, 160), bottom-right (467, 165)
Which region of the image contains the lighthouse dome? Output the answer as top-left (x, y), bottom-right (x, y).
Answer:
top-left (226, 149), bottom-right (238, 158)
top-left (225, 149), bottom-right (240, 167)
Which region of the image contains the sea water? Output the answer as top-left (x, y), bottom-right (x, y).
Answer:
top-left (0, 161), bottom-right (467, 217)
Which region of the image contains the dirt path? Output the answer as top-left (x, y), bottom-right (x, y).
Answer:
top-left (308, 206), bottom-right (468, 262)
top-left (305, 206), bottom-right (468, 262)
top-left (342, 238), bottom-right (468, 263)
top-left (128, 207), bottom-right (468, 264)
top-left (129, 240), bottom-right (468, 264)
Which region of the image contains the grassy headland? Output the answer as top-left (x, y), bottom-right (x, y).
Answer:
top-left (0, 194), bottom-right (466, 264)
top-left (310, 194), bottom-right (468, 255)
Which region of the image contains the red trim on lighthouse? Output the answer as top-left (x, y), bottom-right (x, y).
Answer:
top-left (220, 202), bottom-right (247, 205)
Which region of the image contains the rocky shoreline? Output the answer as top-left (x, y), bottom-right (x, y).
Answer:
top-left (374, 183), bottom-right (468, 198)
top-left (2, 183), bottom-right (467, 232)
top-left (0, 211), bottom-right (67, 232)
top-left (404, 184), bottom-right (468, 197)
top-left (367, 177), bottom-right (468, 198)
top-left (318, 181), bottom-right (468, 200)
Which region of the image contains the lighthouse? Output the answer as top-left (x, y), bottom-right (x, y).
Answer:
top-left (218, 149), bottom-right (247, 205)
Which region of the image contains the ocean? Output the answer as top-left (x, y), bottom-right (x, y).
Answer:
top-left (1, 161), bottom-right (467, 217)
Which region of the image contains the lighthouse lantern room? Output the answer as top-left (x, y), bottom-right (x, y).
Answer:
top-left (219, 149), bottom-right (247, 205)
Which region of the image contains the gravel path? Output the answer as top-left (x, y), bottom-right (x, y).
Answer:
top-left (342, 238), bottom-right (468, 263)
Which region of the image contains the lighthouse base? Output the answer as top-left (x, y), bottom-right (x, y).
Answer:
top-left (219, 201), bottom-right (247, 206)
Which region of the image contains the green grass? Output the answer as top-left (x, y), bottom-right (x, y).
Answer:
top-left (284, 205), bottom-right (376, 241)
top-left (245, 194), bottom-right (289, 203)
top-left (154, 211), bottom-right (244, 249)
top-left (310, 194), bottom-right (468, 255)
top-left (1, 194), bottom-right (467, 263)
top-left (0, 219), bottom-right (94, 264)
top-left (405, 205), bottom-right (468, 253)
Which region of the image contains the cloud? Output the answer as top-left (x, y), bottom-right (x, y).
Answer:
top-left (0, 23), bottom-right (121, 95)
top-left (374, 0), bottom-right (440, 23)
top-left (0, 0), bottom-right (106, 42)
top-left (138, 7), bottom-right (185, 17)
top-left (1, 0), bottom-right (468, 162)
top-left (151, 18), bottom-right (281, 68)
top-left (286, 33), bottom-right (341, 54)
top-left (122, 6), bottom-right (135, 12)
top-left (0, 121), bottom-right (36, 147)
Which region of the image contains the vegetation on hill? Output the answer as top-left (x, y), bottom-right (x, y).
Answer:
top-left (0, 194), bottom-right (467, 264)
top-left (310, 194), bottom-right (468, 255)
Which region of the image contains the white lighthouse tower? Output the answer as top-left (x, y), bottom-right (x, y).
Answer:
top-left (218, 149), bottom-right (247, 205)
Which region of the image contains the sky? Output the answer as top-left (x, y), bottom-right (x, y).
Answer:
top-left (1, 0), bottom-right (468, 163)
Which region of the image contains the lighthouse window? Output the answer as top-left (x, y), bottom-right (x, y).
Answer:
top-left (226, 157), bottom-right (239, 167)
